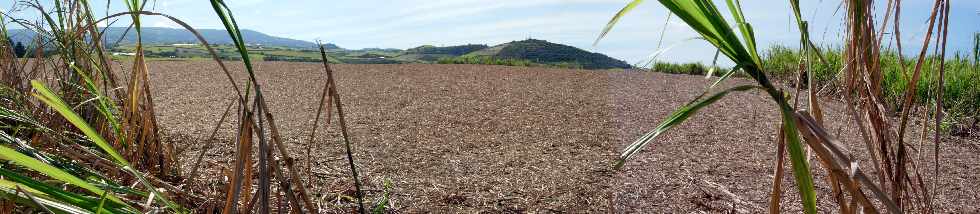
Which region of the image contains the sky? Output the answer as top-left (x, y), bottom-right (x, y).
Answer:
top-left (3, 0), bottom-right (979, 65)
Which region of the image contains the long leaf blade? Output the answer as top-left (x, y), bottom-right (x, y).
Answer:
top-left (0, 145), bottom-right (125, 206)
top-left (30, 81), bottom-right (181, 212)
top-left (594, 0), bottom-right (644, 46)
top-left (778, 107), bottom-right (817, 214)
top-left (29, 80), bottom-right (128, 166)
top-left (616, 85), bottom-right (759, 168)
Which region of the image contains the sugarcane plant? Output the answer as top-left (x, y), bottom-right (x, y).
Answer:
top-left (597, 0), bottom-right (948, 213)
top-left (0, 0), bottom-right (368, 212)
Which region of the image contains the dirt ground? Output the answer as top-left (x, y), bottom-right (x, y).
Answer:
top-left (146, 61), bottom-right (979, 213)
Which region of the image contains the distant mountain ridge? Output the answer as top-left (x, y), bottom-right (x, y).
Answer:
top-left (6, 27), bottom-right (336, 49)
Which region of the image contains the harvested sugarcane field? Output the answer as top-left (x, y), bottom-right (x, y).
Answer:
top-left (149, 62), bottom-right (979, 213)
top-left (2, 0), bottom-right (980, 213)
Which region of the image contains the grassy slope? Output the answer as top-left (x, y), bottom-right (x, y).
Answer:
top-left (394, 44), bottom-right (489, 63)
top-left (463, 39), bottom-right (631, 69)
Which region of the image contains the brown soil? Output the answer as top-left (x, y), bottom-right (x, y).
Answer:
top-left (146, 61), bottom-right (979, 213)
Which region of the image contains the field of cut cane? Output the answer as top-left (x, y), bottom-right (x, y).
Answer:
top-left (145, 61), bottom-right (978, 213)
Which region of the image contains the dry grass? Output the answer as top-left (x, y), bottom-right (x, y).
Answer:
top-left (145, 62), bottom-right (979, 212)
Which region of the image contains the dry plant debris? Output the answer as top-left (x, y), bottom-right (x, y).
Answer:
top-left (145, 62), bottom-right (978, 213)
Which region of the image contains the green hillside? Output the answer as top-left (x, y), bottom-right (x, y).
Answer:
top-left (394, 44), bottom-right (488, 62)
top-left (405, 44), bottom-right (488, 55)
top-left (462, 39), bottom-right (631, 69)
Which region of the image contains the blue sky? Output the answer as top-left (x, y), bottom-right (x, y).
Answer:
top-left (3, 0), bottom-right (978, 65)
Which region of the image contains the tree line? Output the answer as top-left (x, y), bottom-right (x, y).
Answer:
top-left (3, 36), bottom-right (28, 57)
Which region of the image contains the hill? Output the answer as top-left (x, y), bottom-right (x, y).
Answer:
top-left (464, 39), bottom-right (630, 69)
top-left (5, 27), bottom-right (335, 49)
top-left (405, 44), bottom-right (488, 55)
top-left (395, 44), bottom-right (488, 62)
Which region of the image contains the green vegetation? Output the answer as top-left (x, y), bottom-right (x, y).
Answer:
top-left (648, 44), bottom-right (979, 117)
top-left (396, 44), bottom-right (488, 62)
top-left (418, 40), bottom-right (631, 69)
top-left (761, 45), bottom-right (979, 115)
top-left (405, 44), bottom-right (488, 55)
top-left (110, 43), bottom-right (406, 64)
top-left (464, 39), bottom-right (631, 69)
top-left (1, 36), bottom-right (27, 58)
top-left (109, 44), bottom-right (339, 62)
top-left (648, 62), bottom-right (724, 76)
top-left (436, 55), bottom-right (535, 67)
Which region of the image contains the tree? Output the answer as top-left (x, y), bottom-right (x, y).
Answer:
top-left (13, 41), bottom-right (27, 58)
